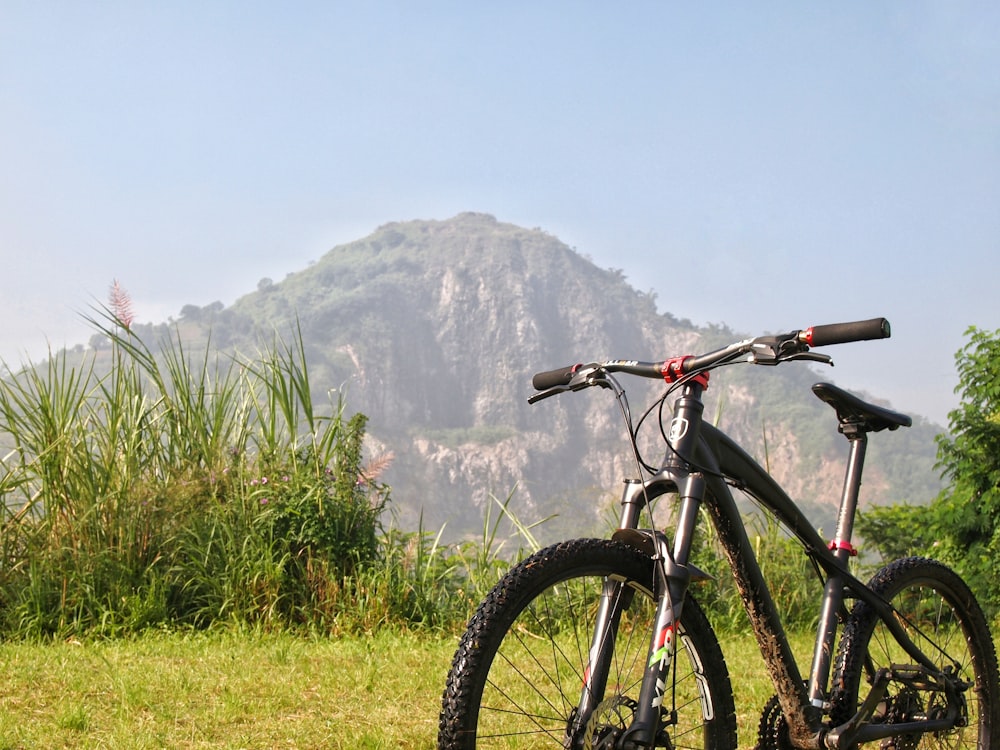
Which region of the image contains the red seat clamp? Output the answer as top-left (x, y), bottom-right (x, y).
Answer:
top-left (828, 539), bottom-right (858, 556)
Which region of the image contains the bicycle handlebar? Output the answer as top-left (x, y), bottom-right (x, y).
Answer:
top-left (532, 364), bottom-right (585, 391)
top-left (800, 317), bottom-right (890, 347)
top-left (530, 317), bottom-right (891, 394)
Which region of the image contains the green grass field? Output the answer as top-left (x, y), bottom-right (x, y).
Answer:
top-left (0, 627), bottom-right (808, 749)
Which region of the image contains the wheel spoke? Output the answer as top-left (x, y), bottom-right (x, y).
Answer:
top-left (831, 557), bottom-right (998, 749)
top-left (439, 539), bottom-right (738, 748)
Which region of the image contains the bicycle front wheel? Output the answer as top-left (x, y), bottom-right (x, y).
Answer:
top-left (438, 538), bottom-right (737, 749)
top-left (831, 556), bottom-right (1000, 749)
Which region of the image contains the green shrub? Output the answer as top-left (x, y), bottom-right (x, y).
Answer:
top-left (0, 310), bottom-right (389, 637)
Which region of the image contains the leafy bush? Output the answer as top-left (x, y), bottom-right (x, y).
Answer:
top-left (859, 326), bottom-right (1000, 617)
top-left (0, 311), bottom-right (389, 637)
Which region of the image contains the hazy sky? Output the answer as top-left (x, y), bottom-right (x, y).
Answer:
top-left (2, 3), bottom-right (997, 426)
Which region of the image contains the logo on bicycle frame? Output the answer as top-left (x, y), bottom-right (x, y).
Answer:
top-left (668, 417), bottom-right (689, 443)
top-left (650, 624), bottom-right (675, 709)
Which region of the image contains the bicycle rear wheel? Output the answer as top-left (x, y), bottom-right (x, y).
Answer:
top-left (830, 556), bottom-right (1000, 749)
top-left (438, 537), bottom-right (737, 749)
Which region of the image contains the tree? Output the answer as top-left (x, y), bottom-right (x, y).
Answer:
top-left (179, 304), bottom-right (201, 321)
top-left (931, 326), bottom-right (1000, 609)
top-left (859, 326), bottom-right (1000, 614)
top-left (855, 502), bottom-right (937, 562)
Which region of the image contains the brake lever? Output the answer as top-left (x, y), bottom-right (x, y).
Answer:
top-left (749, 336), bottom-right (833, 367)
top-left (783, 351), bottom-right (834, 366)
top-left (749, 346), bottom-right (834, 367)
top-left (528, 386), bottom-right (568, 404)
top-left (750, 351), bottom-right (834, 366)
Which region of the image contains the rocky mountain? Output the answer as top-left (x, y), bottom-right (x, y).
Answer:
top-left (146, 213), bottom-right (942, 541)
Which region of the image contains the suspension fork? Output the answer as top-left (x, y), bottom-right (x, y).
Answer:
top-left (573, 471), bottom-right (706, 747)
top-left (623, 473), bottom-right (705, 747)
top-left (572, 384), bottom-right (711, 747)
top-left (570, 475), bottom-right (680, 740)
top-left (621, 383), bottom-right (709, 746)
top-left (567, 383), bottom-right (706, 747)
top-left (567, 477), bottom-right (645, 741)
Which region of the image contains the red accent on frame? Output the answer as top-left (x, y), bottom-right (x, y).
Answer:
top-left (828, 539), bottom-right (859, 556)
top-left (655, 624), bottom-right (674, 649)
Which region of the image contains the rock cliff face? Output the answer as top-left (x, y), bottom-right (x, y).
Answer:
top-left (211, 213), bottom-right (940, 541)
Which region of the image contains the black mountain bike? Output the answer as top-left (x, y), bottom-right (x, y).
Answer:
top-left (439, 318), bottom-right (999, 749)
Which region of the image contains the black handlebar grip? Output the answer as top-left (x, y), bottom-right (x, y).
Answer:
top-left (532, 364), bottom-right (581, 390)
top-left (805, 317), bottom-right (891, 347)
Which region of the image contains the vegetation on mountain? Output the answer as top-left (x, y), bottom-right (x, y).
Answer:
top-left (114, 213), bottom-right (940, 542)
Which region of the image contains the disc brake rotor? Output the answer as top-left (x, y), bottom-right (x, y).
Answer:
top-left (583, 695), bottom-right (640, 750)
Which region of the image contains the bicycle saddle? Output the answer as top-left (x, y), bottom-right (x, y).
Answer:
top-left (811, 382), bottom-right (912, 433)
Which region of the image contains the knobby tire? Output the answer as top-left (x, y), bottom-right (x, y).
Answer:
top-left (438, 538), bottom-right (738, 749)
top-left (831, 556), bottom-right (1000, 749)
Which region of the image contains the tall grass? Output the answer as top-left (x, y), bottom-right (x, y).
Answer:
top-left (691, 510), bottom-right (829, 633)
top-left (0, 311), bottom-right (389, 637)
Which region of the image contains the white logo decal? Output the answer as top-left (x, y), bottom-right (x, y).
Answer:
top-left (668, 418), bottom-right (689, 443)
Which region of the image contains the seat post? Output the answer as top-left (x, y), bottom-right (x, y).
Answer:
top-left (808, 423), bottom-right (869, 708)
top-left (831, 423), bottom-right (868, 554)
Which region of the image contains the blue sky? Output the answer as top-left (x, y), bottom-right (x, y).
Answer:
top-left (2, 2), bottom-right (997, 425)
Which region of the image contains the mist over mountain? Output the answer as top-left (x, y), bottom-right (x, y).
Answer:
top-left (125, 213), bottom-right (942, 541)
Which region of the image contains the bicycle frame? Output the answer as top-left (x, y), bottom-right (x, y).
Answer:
top-left (588, 382), bottom-right (955, 750)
